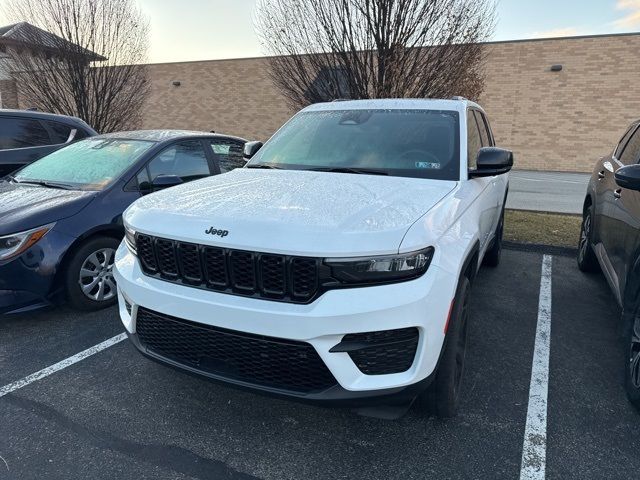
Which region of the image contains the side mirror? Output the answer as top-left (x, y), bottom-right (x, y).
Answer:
top-left (615, 164), bottom-right (640, 191)
top-left (243, 141), bottom-right (263, 159)
top-left (469, 147), bottom-right (514, 178)
top-left (151, 174), bottom-right (183, 190)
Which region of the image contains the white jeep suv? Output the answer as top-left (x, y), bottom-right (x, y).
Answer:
top-left (114, 99), bottom-right (512, 418)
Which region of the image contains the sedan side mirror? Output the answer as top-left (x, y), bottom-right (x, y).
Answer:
top-left (469, 147), bottom-right (514, 178)
top-left (151, 174), bottom-right (183, 190)
top-left (243, 141), bottom-right (263, 159)
top-left (615, 164), bottom-right (640, 191)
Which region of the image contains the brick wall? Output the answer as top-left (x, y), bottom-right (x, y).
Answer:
top-left (480, 34), bottom-right (640, 172)
top-left (142, 57), bottom-right (294, 141)
top-left (139, 33), bottom-right (640, 172)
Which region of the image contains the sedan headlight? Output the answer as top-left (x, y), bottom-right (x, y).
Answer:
top-left (0, 223), bottom-right (55, 262)
top-left (124, 225), bottom-right (137, 255)
top-left (324, 247), bottom-right (434, 285)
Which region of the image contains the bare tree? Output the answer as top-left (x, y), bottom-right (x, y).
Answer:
top-left (2, 0), bottom-right (149, 132)
top-left (255, 0), bottom-right (496, 110)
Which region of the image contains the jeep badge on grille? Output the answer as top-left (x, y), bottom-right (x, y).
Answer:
top-left (205, 227), bottom-right (229, 237)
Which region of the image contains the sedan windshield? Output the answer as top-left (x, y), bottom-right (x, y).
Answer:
top-left (13, 138), bottom-right (154, 190)
top-left (248, 109), bottom-right (460, 180)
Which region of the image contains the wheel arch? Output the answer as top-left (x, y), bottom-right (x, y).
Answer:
top-left (50, 226), bottom-right (124, 300)
top-left (460, 240), bottom-right (481, 284)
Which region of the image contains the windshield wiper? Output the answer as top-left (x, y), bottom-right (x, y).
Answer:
top-left (306, 167), bottom-right (389, 176)
top-left (246, 163), bottom-right (283, 170)
top-left (13, 179), bottom-right (75, 190)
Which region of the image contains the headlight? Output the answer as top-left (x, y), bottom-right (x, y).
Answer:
top-left (0, 223), bottom-right (55, 262)
top-left (124, 225), bottom-right (137, 255)
top-left (324, 247), bottom-right (434, 285)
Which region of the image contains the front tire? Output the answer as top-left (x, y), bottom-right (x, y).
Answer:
top-left (414, 277), bottom-right (471, 418)
top-left (65, 236), bottom-right (120, 311)
top-left (624, 311), bottom-right (640, 409)
top-left (483, 208), bottom-right (504, 267)
top-left (577, 204), bottom-right (600, 273)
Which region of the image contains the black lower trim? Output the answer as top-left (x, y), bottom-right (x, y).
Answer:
top-left (0, 289), bottom-right (52, 315)
top-left (135, 307), bottom-right (337, 393)
top-left (330, 327), bottom-right (419, 375)
top-left (126, 330), bottom-right (435, 407)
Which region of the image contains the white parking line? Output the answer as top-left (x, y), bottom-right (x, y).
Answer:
top-left (0, 333), bottom-right (127, 398)
top-left (520, 255), bottom-right (553, 480)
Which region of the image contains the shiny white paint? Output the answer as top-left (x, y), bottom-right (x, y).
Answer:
top-left (115, 240), bottom-right (455, 391)
top-left (115, 98), bottom-right (509, 393)
top-left (125, 169), bottom-right (457, 257)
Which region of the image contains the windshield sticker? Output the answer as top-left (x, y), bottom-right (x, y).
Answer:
top-left (415, 162), bottom-right (441, 169)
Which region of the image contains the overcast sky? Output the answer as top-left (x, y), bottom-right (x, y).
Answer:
top-left (1, 0), bottom-right (639, 63)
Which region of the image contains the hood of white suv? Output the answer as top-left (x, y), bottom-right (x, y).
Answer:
top-left (125, 169), bottom-right (456, 257)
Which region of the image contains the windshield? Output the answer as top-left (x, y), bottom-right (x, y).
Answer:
top-left (249, 109), bottom-right (460, 180)
top-left (13, 138), bottom-right (154, 190)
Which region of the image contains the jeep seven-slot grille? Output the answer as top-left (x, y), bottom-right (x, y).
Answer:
top-left (136, 234), bottom-right (320, 303)
top-left (136, 307), bottom-right (337, 393)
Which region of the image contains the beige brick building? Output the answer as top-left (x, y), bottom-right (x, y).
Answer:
top-left (3, 32), bottom-right (640, 172)
top-left (137, 32), bottom-right (640, 173)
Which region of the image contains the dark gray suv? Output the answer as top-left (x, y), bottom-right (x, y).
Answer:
top-left (0, 109), bottom-right (97, 177)
top-left (578, 119), bottom-right (640, 409)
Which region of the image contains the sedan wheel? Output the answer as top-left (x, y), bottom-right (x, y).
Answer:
top-left (79, 248), bottom-right (117, 302)
top-left (65, 236), bottom-right (121, 311)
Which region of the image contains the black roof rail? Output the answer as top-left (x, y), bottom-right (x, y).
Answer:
top-left (450, 96), bottom-right (467, 101)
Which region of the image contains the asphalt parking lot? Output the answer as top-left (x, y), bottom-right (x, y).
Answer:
top-left (1, 248), bottom-right (639, 480)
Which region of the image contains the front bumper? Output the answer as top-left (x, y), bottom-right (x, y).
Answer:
top-left (125, 329), bottom-right (436, 407)
top-left (114, 241), bottom-right (457, 402)
top-left (0, 230), bottom-right (75, 314)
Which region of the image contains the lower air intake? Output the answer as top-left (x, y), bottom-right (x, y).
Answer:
top-left (135, 307), bottom-right (337, 394)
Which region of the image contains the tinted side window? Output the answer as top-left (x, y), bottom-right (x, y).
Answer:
top-left (0, 117), bottom-right (51, 149)
top-left (74, 128), bottom-right (91, 140)
top-left (619, 128), bottom-right (640, 166)
top-left (45, 121), bottom-right (73, 144)
top-left (474, 111), bottom-right (494, 147)
top-left (209, 140), bottom-right (246, 173)
top-left (472, 111), bottom-right (489, 147)
top-left (483, 113), bottom-right (495, 145)
top-left (147, 140), bottom-right (211, 182)
top-left (467, 111), bottom-right (483, 169)
top-left (615, 125), bottom-right (638, 160)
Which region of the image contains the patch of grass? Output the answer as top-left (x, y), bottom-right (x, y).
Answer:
top-left (504, 209), bottom-right (582, 248)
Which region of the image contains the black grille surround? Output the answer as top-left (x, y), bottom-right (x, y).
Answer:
top-left (332, 328), bottom-right (420, 375)
top-left (135, 234), bottom-right (321, 304)
top-left (135, 307), bottom-right (337, 394)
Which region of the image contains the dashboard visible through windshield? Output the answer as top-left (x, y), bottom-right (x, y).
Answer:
top-left (248, 109), bottom-right (460, 180)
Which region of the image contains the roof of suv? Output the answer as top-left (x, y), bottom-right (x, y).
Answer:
top-left (94, 129), bottom-right (247, 143)
top-left (0, 108), bottom-right (97, 133)
top-left (302, 98), bottom-right (482, 113)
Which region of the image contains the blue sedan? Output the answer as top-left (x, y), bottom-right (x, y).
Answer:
top-left (0, 130), bottom-right (246, 314)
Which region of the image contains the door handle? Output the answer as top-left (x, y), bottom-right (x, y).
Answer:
top-left (614, 189), bottom-right (622, 199)
top-left (598, 170), bottom-right (606, 179)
